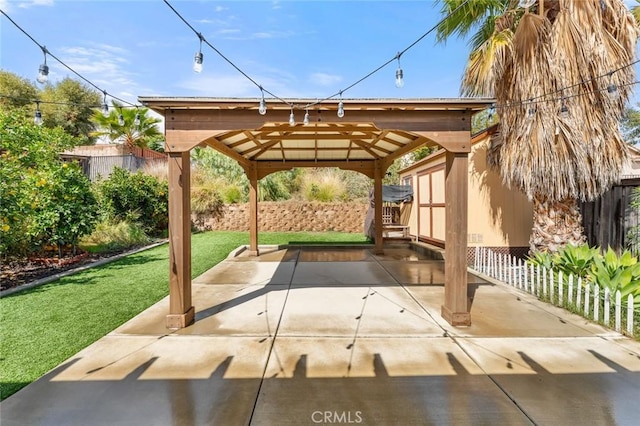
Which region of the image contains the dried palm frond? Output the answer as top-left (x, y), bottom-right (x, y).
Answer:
top-left (487, 0), bottom-right (635, 203)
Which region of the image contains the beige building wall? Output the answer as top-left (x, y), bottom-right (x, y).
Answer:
top-left (400, 129), bottom-right (533, 249)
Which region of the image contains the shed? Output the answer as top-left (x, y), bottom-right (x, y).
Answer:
top-left (399, 125), bottom-right (534, 260)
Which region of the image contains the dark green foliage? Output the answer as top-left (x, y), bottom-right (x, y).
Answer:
top-left (0, 108), bottom-right (97, 256)
top-left (96, 168), bottom-right (168, 235)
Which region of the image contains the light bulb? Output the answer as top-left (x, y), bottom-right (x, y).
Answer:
top-left (118, 114), bottom-right (125, 126)
top-left (303, 111), bottom-right (310, 125)
top-left (560, 103), bottom-right (569, 118)
top-left (607, 84), bottom-right (619, 99)
top-left (337, 100), bottom-right (345, 118)
top-left (34, 109), bottom-right (43, 126)
top-left (134, 112), bottom-right (141, 126)
top-left (289, 110), bottom-right (295, 126)
top-left (395, 67), bottom-right (404, 88)
top-left (37, 63), bottom-right (49, 84)
top-left (259, 98), bottom-right (267, 115)
top-left (527, 105), bottom-right (535, 120)
top-left (102, 102), bottom-right (109, 118)
top-left (193, 52), bottom-right (203, 73)
top-left (519, 0), bottom-right (536, 8)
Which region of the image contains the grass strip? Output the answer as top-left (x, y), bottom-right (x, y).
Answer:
top-left (0, 231), bottom-right (368, 400)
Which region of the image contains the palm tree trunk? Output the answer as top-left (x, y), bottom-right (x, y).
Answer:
top-left (530, 195), bottom-right (586, 253)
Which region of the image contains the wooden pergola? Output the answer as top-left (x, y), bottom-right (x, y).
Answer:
top-left (139, 97), bottom-right (494, 329)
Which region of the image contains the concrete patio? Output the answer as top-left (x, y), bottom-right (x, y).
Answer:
top-left (2, 245), bottom-right (640, 425)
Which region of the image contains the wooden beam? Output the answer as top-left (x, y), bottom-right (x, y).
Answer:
top-left (166, 151), bottom-right (195, 329)
top-left (256, 160), bottom-right (375, 179)
top-left (165, 109), bottom-right (474, 133)
top-left (441, 150), bottom-right (471, 326)
top-left (247, 164), bottom-right (259, 256)
top-left (165, 130), bottom-right (223, 152)
top-left (414, 131), bottom-right (471, 153)
top-left (374, 161), bottom-right (384, 254)
top-left (201, 136), bottom-right (252, 169)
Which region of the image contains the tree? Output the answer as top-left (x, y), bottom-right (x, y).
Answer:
top-left (436, 0), bottom-right (637, 252)
top-left (91, 101), bottom-right (162, 148)
top-left (0, 108), bottom-right (98, 256)
top-left (40, 78), bottom-right (102, 145)
top-left (0, 70), bottom-right (38, 109)
top-left (621, 105), bottom-right (640, 145)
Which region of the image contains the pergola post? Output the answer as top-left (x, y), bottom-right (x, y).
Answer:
top-left (374, 161), bottom-right (384, 254)
top-left (166, 151), bottom-right (195, 329)
top-left (441, 150), bottom-right (471, 326)
top-left (248, 164), bottom-right (259, 256)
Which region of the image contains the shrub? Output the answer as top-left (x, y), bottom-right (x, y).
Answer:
top-left (79, 220), bottom-right (151, 253)
top-left (96, 168), bottom-right (168, 235)
top-left (301, 169), bottom-right (346, 202)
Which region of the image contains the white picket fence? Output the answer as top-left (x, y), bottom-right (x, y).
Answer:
top-left (472, 247), bottom-right (637, 337)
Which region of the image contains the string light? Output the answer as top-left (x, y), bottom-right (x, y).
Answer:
top-left (395, 53), bottom-right (404, 88)
top-left (193, 33), bottom-right (204, 73)
top-left (259, 87), bottom-right (267, 115)
top-left (607, 72), bottom-right (619, 99)
top-left (487, 103), bottom-right (495, 121)
top-left (37, 46), bottom-right (49, 84)
top-left (289, 107), bottom-right (295, 126)
top-left (118, 113), bottom-right (125, 126)
top-left (303, 109), bottom-right (310, 125)
top-left (0, 9), bottom-right (138, 109)
top-left (337, 91), bottom-right (345, 118)
top-left (101, 91), bottom-right (110, 117)
top-left (34, 101), bottom-right (43, 126)
top-left (133, 110), bottom-right (141, 126)
top-left (526, 99), bottom-right (535, 119)
top-left (560, 97), bottom-right (569, 118)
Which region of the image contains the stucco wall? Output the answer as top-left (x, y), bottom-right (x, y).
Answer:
top-left (194, 201), bottom-right (369, 233)
top-left (399, 129), bottom-right (534, 248)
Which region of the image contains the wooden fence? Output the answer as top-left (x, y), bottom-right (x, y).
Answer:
top-left (472, 246), bottom-right (636, 337)
top-left (581, 178), bottom-right (640, 256)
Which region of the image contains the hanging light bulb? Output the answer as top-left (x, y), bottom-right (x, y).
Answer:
top-left (118, 113), bottom-right (125, 126)
top-left (395, 54), bottom-right (404, 88)
top-left (193, 33), bottom-right (204, 73)
top-left (487, 104), bottom-right (495, 121)
top-left (289, 107), bottom-right (295, 126)
top-left (519, 0), bottom-right (536, 8)
top-left (34, 101), bottom-right (43, 126)
top-left (527, 100), bottom-right (536, 120)
top-left (606, 73), bottom-right (618, 99)
top-left (259, 87), bottom-right (267, 115)
top-left (337, 92), bottom-right (345, 118)
top-left (303, 110), bottom-right (310, 125)
top-left (101, 91), bottom-right (110, 118)
top-left (560, 98), bottom-right (569, 118)
top-left (133, 111), bottom-right (141, 127)
top-left (37, 47), bottom-right (49, 84)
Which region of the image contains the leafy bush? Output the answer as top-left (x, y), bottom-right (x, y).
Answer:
top-left (96, 168), bottom-right (168, 235)
top-left (587, 248), bottom-right (640, 305)
top-left (0, 108), bottom-right (98, 256)
top-left (79, 220), bottom-right (151, 253)
top-left (28, 163), bottom-right (99, 252)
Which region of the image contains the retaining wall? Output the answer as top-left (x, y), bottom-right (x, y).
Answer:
top-left (194, 201), bottom-right (369, 233)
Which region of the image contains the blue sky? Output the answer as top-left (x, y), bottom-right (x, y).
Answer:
top-left (1, 0), bottom-right (639, 107)
top-left (0, 0), bottom-right (478, 105)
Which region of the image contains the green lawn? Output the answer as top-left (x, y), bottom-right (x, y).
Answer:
top-left (0, 231), bottom-right (369, 400)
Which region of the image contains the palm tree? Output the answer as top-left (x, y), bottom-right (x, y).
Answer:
top-left (436, 0), bottom-right (638, 252)
top-left (91, 101), bottom-right (163, 148)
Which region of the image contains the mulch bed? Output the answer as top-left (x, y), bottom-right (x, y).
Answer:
top-left (1, 250), bottom-right (127, 292)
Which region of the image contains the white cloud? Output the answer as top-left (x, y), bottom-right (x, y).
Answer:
top-left (0, 0), bottom-right (53, 11)
top-left (309, 72), bottom-right (343, 87)
top-left (54, 43), bottom-right (140, 104)
top-left (176, 72), bottom-right (302, 98)
top-left (214, 6), bottom-right (227, 13)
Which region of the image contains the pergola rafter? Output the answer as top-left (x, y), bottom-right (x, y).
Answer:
top-left (140, 97), bottom-right (493, 330)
